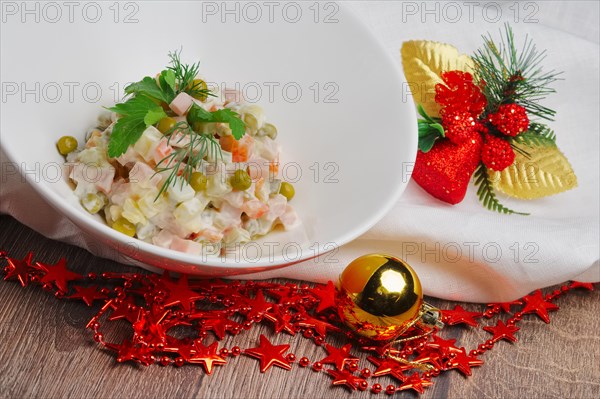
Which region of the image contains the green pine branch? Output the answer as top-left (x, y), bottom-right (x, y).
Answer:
top-left (472, 23), bottom-right (561, 121)
top-left (513, 122), bottom-right (556, 146)
top-left (474, 164), bottom-right (529, 215)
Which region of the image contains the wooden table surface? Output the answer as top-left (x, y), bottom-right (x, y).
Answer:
top-left (0, 215), bottom-right (598, 399)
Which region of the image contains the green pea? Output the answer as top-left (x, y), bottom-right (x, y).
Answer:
top-left (190, 79), bottom-right (208, 101)
top-left (190, 172), bottom-right (207, 191)
top-left (279, 182), bottom-right (295, 201)
top-left (157, 117), bottom-right (177, 134)
top-left (57, 136), bottom-right (78, 155)
top-left (230, 169), bottom-right (252, 191)
top-left (112, 217), bottom-right (136, 237)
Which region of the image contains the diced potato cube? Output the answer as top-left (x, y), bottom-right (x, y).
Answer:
top-left (133, 126), bottom-right (163, 162)
top-left (167, 181), bottom-right (195, 203)
top-left (122, 198), bottom-right (146, 225)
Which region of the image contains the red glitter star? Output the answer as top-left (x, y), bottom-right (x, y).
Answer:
top-left (4, 252), bottom-right (33, 287)
top-left (189, 341), bottom-right (227, 374)
top-left (483, 319), bottom-right (519, 343)
top-left (319, 343), bottom-right (359, 371)
top-left (264, 306), bottom-right (297, 335)
top-left (367, 356), bottom-right (408, 382)
top-left (570, 281), bottom-right (594, 290)
top-left (310, 281), bottom-right (337, 313)
top-left (326, 368), bottom-right (366, 390)
top-left (69, 285), bottom-right (108, 306)
top-left (398, 372), bottom-right (434, 394)
top-left (521, 289), bottom-right (559, 323)
top-left (35, 258), bottom-right (82, 293)
top-left (447, 348), bottom-right (483, 376)
top-left (244, 334), bottom-right (292, 373)
top-left (161, 274), bottom-right (202, 312)
top-left (442, 305), bottom-right (483, 327)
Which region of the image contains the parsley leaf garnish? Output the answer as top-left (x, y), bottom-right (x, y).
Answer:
top-left (187, 104), bottom-right (246, 140)
top-left (125, 70), bottom-right (176, 104)
top-left (107, 96), bottom-right (167, 158)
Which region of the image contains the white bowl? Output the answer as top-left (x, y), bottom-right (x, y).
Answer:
top-left (0, 2), bottom-right (417, 275)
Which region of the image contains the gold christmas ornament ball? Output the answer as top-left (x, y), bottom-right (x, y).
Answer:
top-left (338, 254), bottom-right (423, 341)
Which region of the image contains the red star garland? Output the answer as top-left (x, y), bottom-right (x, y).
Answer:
top-left (159, 273), bottom-right (203, 312)
top-left (367, 356), bottom-right (409, 382)
top-left (446, 348), bottom-right (484, 376)
top-left (264, 306), bottom-right (297, 336)
top-left (487, 300), bottom-right (522, 314)
top-left (426, 335), bottom-right (463, 356)
top-left (569, 281), bottom-right (594, 291)
top-left (0, 249), bottom-right (597, 395)
top-left (441, 305), bottom-right (483, 327)
top-left (244, 334), bottom-right (292, 373)
top-left (398, 372), bottom-right (434, 394)
top-left (310, 281), bottom-right (338, 313)
top-left (483, 320), bottom-right (520, 343)
top-left (189, 341), bottom-right (227, 374)
top-left (108, 298), bottom-right (141, 323)
top-left (319, 343), bottom-right (359, 371)
top-left (35, 258), bottom-right (83, 292)
top-left (242, 290), bottom-right (274, 322)
top-left (327, 368), bottom-right (367, 391)
top-left (69, 285), bottom-right (108, 307)
top-left (3, 251), bottom-right (33, 287)
top-left (521, 289), bottom-right (559, 323)
top-left (295, 313), bottom-right (340, 337)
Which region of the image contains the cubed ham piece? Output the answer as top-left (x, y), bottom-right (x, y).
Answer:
top-left (170, 236), bottom-right (203, 255)
top-left (223, 190), bottom-right (245, 208)
top-left (152, 229), bottom-right (175, 249)
top-left (95, 167), bottom-right (116, 194)
top-left (129, 162), bottom-right (161, 187)
top-left (242, 199), bottom-right (269, 219)
top-left (169, 92), bottom-right (194, 116)
top-left (267, 194), bottom-right (287, 219)
top-left (196, 228), bottom-right (224, 243)
top-left (153, 140), bottom-right (174, 165)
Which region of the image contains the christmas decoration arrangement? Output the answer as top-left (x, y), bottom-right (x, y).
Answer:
top-left (401, 24), bottom-right (577, 213)
top-left (1, 249), bottom-right (595, 395)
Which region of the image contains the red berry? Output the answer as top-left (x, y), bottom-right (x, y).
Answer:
top-left (442, 111), bottom-right (477, 144)
top-left (481, 135), bottom-right (515, 171)
top-left (435, 71), bottom-right (487, 118)
top-left (488, 104), bottom-right (529, 136)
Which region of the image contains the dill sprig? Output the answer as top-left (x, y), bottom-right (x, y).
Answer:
top-left (472, 23), bottom-right (561, 121)
top-left (168, 49), bottom-right (215, 99)
top-left (154, 121), bottom-right (222, 198)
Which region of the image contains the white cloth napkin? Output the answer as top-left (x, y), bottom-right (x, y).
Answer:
top-left (1, 1), bottom-right (598, 303)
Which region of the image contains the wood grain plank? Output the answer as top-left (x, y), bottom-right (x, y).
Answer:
top-left (0, 215), bottom-right (598, 399)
